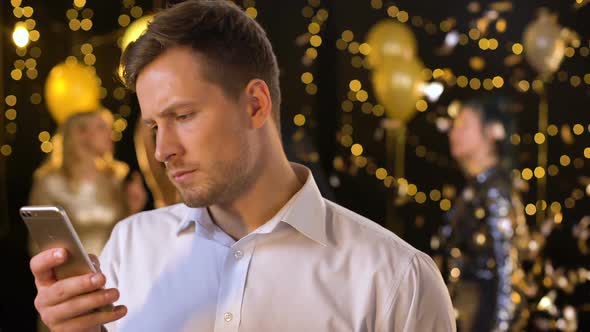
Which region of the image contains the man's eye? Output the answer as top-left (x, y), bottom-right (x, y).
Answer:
top-left (177, 113), bottom-right (192, 121)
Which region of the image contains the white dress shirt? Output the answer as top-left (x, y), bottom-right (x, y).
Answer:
top-left (101, 164), bottom-right (455, 331)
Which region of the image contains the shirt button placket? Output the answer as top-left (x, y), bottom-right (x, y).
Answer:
top-left (215, 245), bottom-right (251, 331)
top-left (223, 312), bottom-right (233, 322)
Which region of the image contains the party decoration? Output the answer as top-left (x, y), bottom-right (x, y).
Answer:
top-left (365, 20), bottom-right (425, 235)
top-left (367, 20), bottom-right (425, 123)
top-left (365, 20), bottom-right (417, 67)
top-left (371, 57), bottom-right (425, 122)
top-left (366, 19), bottom-right (424, 184)
top-left (12, 22), bottom-right (30, 48)
top-left (522, 8), bottom-right (573, 223)
top-left (44, 61), bottom-right (101, 124)
top-left (523, 9), bottom-right (565, 77)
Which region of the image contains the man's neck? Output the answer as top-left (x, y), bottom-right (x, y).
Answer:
top-left (461, 152), bottom-right (498, 178)
top-left (208, 155), bottom-right (303, 241)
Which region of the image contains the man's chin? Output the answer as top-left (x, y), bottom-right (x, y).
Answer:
top-left (450, 149), bottom-right (464, 161)
top-left (184, 201), bottom-right (207, 208)
top-left (179, 191), bottom-right (212, 208)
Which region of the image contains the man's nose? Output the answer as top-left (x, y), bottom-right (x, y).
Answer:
top-left (154, 127), bottom-right (181, 163)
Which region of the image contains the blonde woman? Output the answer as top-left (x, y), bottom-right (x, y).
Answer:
top-left (29, 109), bottom-right (147, 255)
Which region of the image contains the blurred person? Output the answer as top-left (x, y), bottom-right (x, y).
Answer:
top-left (436, 97), bottom-right (529, 331)
top-left (29, 109), bottom-right (147, 256)
top-left (28, 1), bottom-right (455, 331)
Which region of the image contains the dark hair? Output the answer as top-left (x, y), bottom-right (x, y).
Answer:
top-left (121, 0), bottom-right (281, 131)
top-left (461, 96), bottom-right (515, 169)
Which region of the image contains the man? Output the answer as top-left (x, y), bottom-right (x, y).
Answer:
top-left (438, 98), bottom-right (527, 331)
top-left (30, 1), bottom-right (455, 331)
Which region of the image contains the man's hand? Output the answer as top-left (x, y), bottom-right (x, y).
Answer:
top-left (30, 248), bottom-right (127, 332)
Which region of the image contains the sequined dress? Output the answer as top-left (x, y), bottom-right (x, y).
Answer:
top-left (436, 167), bottom-right (528, 331)
top-left (29, 170), bottom-right (128, 255)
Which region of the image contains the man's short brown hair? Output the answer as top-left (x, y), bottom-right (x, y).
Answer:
top-left (121, 0), bottom-right (281, 130)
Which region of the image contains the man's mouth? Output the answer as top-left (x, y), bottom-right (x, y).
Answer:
top-left (169, 169), bottom-right (196, 183)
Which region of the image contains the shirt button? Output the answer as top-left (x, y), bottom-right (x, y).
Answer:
top-left (234, 250), bottom-right (243, 259)
top-left (224, 312), bottom-right (233, 322)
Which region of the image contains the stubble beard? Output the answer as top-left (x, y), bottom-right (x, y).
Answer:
top-left (178, 143), bottom-right (257, 208)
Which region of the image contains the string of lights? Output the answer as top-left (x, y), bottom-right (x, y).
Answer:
top-left (292, 0), bottom-right (328, 137)
top-left (2, 0), bottom-right (41, 158)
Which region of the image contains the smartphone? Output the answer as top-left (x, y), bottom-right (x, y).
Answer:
top-left (20, 205), bottom-right (113, 312)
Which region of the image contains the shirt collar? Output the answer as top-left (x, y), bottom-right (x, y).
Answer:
top-left (176, 207), bottom-right (205, 236)
top-left (175, 162), bottom-right (328, 246)
top-left (280, 163), bottom-right (328, 246)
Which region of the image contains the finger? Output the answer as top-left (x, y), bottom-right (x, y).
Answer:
top-left (37, 272), bottom-right (105, 307)
top-left (88, 254), bottom-right (101, 272)
top-left (45, 288), bottom-right (119, 324)
top-left (51, 305), bottom-right (127, 332)
top-left (30, 248), bottom-right (68, 288)
top-left (131, 171), bottom-right (142, 183)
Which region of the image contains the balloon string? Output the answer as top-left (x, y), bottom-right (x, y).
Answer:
top-left (386, 125), bottom-right (406, 235)
top-left (394, 126), bottom-right (406, 178)
top-left (537, 85), bottom-right (549, 225)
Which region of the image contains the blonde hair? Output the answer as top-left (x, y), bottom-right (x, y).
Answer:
top-left (35, 109), bottom-right (128, 191)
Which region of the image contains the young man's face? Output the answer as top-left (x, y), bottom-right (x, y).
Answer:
top-left (449, 107), bottom-right (492, 162)
top-left (136, 47), bottom-right (258, 207)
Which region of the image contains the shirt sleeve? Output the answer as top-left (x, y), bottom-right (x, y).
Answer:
top-left (378, 252), bottom-right (457, 332)
top-left (100, 222), bottom-right (124, 332)
top-left (484, 190), bottom-right (517, 331)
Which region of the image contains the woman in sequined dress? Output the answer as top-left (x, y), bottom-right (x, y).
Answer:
top-left (29, 110), bottom-right (147, 255)
top-left (437, 98), bottom-right (529, 331)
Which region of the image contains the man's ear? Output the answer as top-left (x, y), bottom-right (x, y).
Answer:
top-left (485, 121), bottom-right (506, 141)
top-left (243, 79), bottom-right (272, 129)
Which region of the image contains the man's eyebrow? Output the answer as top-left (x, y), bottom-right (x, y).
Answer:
top-left (141, 101), bottom-right (195, 125)
top-left (142, 118), bottom-right (155, 126)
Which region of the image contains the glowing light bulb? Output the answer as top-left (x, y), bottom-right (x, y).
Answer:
top-left (422, 81), bottom-right (444, 102)
top-left (12, 24), bottom-right (29, 48)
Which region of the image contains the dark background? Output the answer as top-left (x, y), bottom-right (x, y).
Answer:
top-left (1, 0), bottom-right (589, 330)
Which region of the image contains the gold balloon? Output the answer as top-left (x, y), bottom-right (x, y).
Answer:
top-left (366, 20), bottom-right (417, 67)
top-left (371, 57), bottom-right (424, 122)
top-left (44, 61), bottom-right (101, 124)
top-left (523, 9), bottom-right (565, 77)
top-left (121, 15), bottom-right (153, 52)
